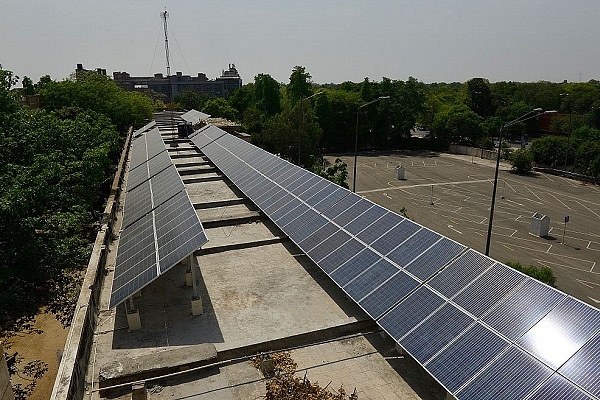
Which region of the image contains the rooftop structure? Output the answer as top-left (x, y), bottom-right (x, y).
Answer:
top-left (51, 111), bottom-right (600, 400)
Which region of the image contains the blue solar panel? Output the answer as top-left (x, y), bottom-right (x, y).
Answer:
top-left (151, 165), bottom-right (184, 207)
top-left (427, 250), bottom-right (495, 299)
top-left (558, 331), bottom-right (600, 398)
top-left (400, 303), bottom-right (474, 363)
top-left (319, 191), bottom-right (360, 219)
top-left (269, 198), bottom-right (303, 222)
top-left (316, 238), bottom-right (364, 274)
top-left (518, 297), bottom-right (600, 369)
top-left (483, 278), bottom-right (566, 341)
top-left (377, 286), bottom-right (445, 339)
top-left (385, 228), bottom-right (441, 268)
top-left (425, 323), bottom-right (510, 393)
top-left (332, 199), bottom-right (374, 227)
top-left (356, 212), bottom-right (403, 245)
top-left (370, 221), bottom-right (419, 255)
top-left (525, 374), bottom-right (595, 400)
top-left (307, 230), bottom-right (352, 263)
top-left (297, 222), bottom-right (339, 253)
top-left (403, 238), bottom-right (466, 281)
top-left (343, 205), bottom-right (387, 235)
top-left (453, 262), bottom-right (527, 318)
top-left (290, 174), bottom-right (321, 196)
top-left (456, 346), bottom-right (553, 400)
top-left (359, 271), bottom-right (421, 319)
top-left (312, 187), bottom-right (348, 212)
top-left (343, 259), bottom-right (399, 302)
top-left (287, 213), bottom-right (329, 243)
top-left (329, 247), bottom-right (381, 286)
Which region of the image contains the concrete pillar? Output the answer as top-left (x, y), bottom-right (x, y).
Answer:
top-left (126, 297), bottom-right (141, 331)
top-left (446, 391), bottom-right (457, 400)
top-left (394, 342), bottom-right (406, 356)
top-left (185, 269), bottom-right (193, 287)
top-left (131, 383), bottom-right (147, 400)
top-left (0, 343), bottom-right (15, 400)
top-left (190, 256), bottom-right (203, 315)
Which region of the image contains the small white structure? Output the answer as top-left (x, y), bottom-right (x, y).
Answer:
top-left (395, 165), bottom-right (406, 180)
top-left (531, 212), bottom-right (550, 237)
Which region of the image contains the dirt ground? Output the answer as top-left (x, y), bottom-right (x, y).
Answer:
top-left (6, 310), bottom-right (69, 400)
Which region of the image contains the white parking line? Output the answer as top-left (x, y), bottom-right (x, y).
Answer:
top-left (575, 200), bottom-right (600, 220)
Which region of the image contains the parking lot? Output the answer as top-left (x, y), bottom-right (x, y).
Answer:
top-left (332, 150), bottom-right (600, 308)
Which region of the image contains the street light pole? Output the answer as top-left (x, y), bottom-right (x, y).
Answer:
top-left (298, 91), bottom-right (324, 166)
top-left (353, 96), bottom-right (390, 192)
top-left (485, 108), bottom-right (550, 256)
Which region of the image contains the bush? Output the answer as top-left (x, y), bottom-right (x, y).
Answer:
top-left (509, 149), bottom-right (534, 174)
top-left (506, 262), bottom-right (556, 287)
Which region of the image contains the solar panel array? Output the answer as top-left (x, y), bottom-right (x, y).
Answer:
top-left (181, 109), bottom-right (210, 125)
top-left (189, 125), bottom-right (600, 400)
top-left (110, 124), bottom-right (208, 308)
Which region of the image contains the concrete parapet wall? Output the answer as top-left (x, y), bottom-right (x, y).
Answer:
top-left (50, 128), bottom-right (133, 400)
top-left (449, 144), bottom-right (497, 160)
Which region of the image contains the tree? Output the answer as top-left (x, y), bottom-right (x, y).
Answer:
top-left (202, 98), bottom-right (238, 121)
top-left (174, 89), bottom-right (214, 111)
top-left (254, 74), bottom-right (281, 117)
top-left (21, 76), bottom-right (35, 95)
top-left (530, 136), bottom-right (568, 167)
top-left (506, 262), bottom-right (556, 287)
top-left (287, 66), bottom-right (312, 106)
top-left (313, 158), bottom-right (349, 189)
top-left (466, 78), bottom-right (492, 118)
top-left (509, 149), bottom-right (534, 174)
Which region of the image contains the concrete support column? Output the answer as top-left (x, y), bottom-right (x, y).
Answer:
top-left (131, 383), bottom-right (147, 400)
top-left (446, 391), bottom-right (457, 400)
top-left (0, 342), bottom-right (14, 400)
top-left (394, 342), bottom-right (406, 356)
top-left (190, 255), bottom-right (203, 316)
top-left (126, 297), bottom-right (141, 331)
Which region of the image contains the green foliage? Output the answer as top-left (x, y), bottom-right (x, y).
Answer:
top-left (313, 158), bottom-right (349, 189)
top-left (287, 66), bottom-right (312, 106)
top-left (574, 140), bottom-right (600, 179)
top-left (432, 105), bottom-right (483, 146)
top-left (40, 71), bottom-right (153, 132)
top-left (21, 76), bottom-right (35, 95)
top-left (506, 262), bottom-right (557, 287)
top-left (466, 78), bottom-right (491, 118)
top-left (529, 136), bottom-right (568, 167)
top-left (174, 89), bottom-right (215, 111)
top-left (509, 149), bottom-right (534, 174)
top-left (254, 74), bottom-right (282, 117)
top-left (203, 98), bottom-right (238, 121)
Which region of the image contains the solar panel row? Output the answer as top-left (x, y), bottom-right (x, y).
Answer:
top-left (109, 123), bottom-right (208, 308)
top-left (190, 125), bottom-right (600, 400)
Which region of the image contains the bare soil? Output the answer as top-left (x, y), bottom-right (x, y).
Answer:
top-left (6, 311), bottom-right (69, 400)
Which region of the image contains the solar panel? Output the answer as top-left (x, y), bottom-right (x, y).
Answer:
top-left (312, 187), bottom-right (349, 212)
top-left (122, 180), bottom-right (153, 228)
top-left (356, 212), bottom-right (403, 245)
top-left (399, 303), bottom-right (474, 363)
top-left (331, 199), bottom-right (374, 227)
top-left (290, 174), bottom-right (321, 196)
top-left (343, 259), bottom-right (399, 302)
top-left (456, 346), bottom-right (553, 400)
top-left (452, 262), bottom-right (527, 318)
top-left (427, 250), bottom-right (495, 299)
top-left (286, 213), bottom-right (328, 243)
top-left (558, 331), bottom-right (600, 398)
top-left (316, 238), bottom-right (365, 274)
top-left (370, 221), bottom-right (419, 255)
top-left (424, 323), bottom-right (509, 393)
top-left (329, 247), bottom-right (381, 286)
top-left (297, 222), bottom-right (339, 253)
top-left (377, 286), bottom-right (445, 339)
top-left (518, 297), bottom-right (600, 369)
top-left (482, 277), bottom-right (566, 341)
top-left (386, 228), bottom-right (442, 269)
top-left (403, 237), bottom-right (466, 281)
top-left (151, 165), bottom-right (185, 207)
top-left (343, 205), bottom-right (388, 235)
top-left (525, 374), bottom-right (595, 400)
top-left (155, 191), bottom-right (208, 273)
top-left (359, 270), bottom-right (421, 319)
top-left (307, 230), bottom-right (353, 264)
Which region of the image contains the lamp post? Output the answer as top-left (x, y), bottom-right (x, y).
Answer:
top-left (353, 96), bottom-right (390, 192)
top-left (485, 108), bottom-right (555, 256)
top-left (298, 91), bottom-right (325, 165)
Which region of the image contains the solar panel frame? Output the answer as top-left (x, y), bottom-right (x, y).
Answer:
top-left (370, 221), bottom-right (420, 256)
top-left (358, 270), bottom-right (421, 320)
top-left (524, 374), bottom-right (595, 400)
top-left (329, 247), bottom-right (381, 286)
top-left (403, 238), bottom-right (466, 281)
top-left (343, 259), bottom-right (399, 302)
top-left (558, 331), bottom-right (600, 398)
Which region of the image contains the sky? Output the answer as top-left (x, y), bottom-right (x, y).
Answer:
top-left (2, 0), bottom-right (600, 87)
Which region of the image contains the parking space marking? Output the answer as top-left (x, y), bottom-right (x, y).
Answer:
top-left (523, 185), bottom-right (544, 202)
top-left (575, 200), bottom-right (600, 220)
top-left (358, 179), bottom-right (492, 194)
top-left (542, 191), bottom-right (573, 210)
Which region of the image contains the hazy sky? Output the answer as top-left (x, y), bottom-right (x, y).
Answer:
top-left (3, 1), bottom-right (600, 87)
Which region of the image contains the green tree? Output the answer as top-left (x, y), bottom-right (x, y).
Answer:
top-left (312, 158), bottom-right (349, 189)
top-left (466, 77), bottom-right (491, 118)
top-left (287, 66), bottom-right (312, 106)
top-left (530, 136), bottom-right (568, 167)
top-left (254, 74), bottom-right (281, 117)
top-left (21, 76), bottom-right (35, 95)
top-left (175, 89), bottom-right (215, 111)
top-left (506, 262), bottom-right (556, 287)
top-left (509, 149), bottom-right (534, 174)
top-left (203, 97), bottom-right (238, 121)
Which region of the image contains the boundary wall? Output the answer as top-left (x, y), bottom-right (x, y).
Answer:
top-left (50, 128), bottom-right (132, 400)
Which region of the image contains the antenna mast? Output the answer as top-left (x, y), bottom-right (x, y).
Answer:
top-left (160, 9), bottom-right (172, 103)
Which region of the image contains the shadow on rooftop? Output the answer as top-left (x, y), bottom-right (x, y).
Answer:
top-left (112, 262), bottom-right (224, 349)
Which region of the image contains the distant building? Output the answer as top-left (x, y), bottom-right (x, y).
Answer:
top-left (112, 64), bottom-right (242, 100)
top-left (76, 63), bottom-right (107, 80)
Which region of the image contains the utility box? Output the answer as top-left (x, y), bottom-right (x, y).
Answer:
top-left (531, 212), bottom-right (550, 237)
top-left (395, 165), bottom-right (406, 180)
top-left (177, 122), bottom-right (193, 138)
